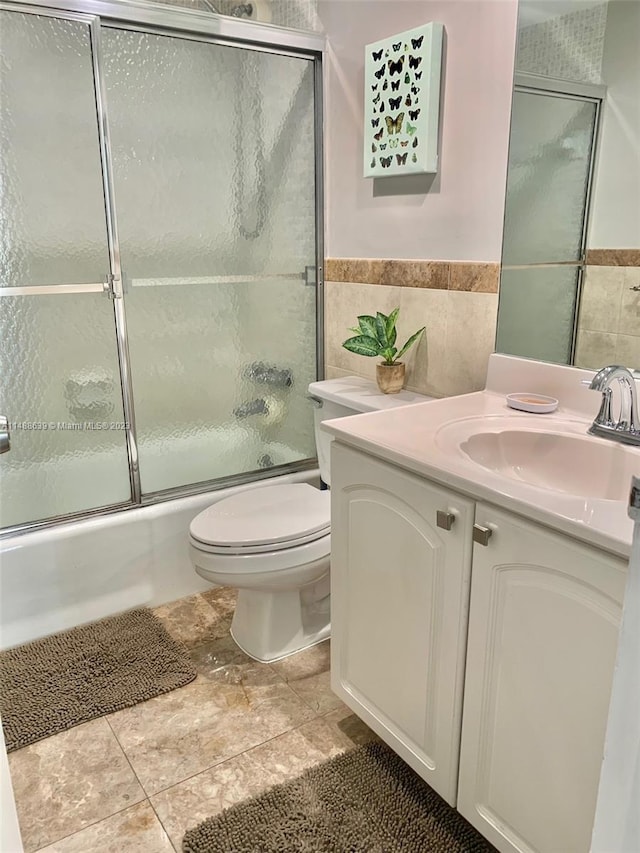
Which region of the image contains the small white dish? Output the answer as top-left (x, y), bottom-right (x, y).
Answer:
top-left (506, 393), bottom-right (559, 414)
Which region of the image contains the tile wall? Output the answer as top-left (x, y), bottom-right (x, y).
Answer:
top-left (575, 256), bottom-right (640, 370)
top-left (516, 2), bottom-right (608, 84)
top-left (324, 259), bottom-right (500, 398)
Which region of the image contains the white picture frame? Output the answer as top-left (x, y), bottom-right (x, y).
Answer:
top-left (363, 22), bottom-right (444, 178)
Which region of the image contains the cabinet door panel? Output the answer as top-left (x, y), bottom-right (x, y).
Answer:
top-left (458, 504), bottom-right (626, 853)
top-left (330, 443), bottom-right (475, 804)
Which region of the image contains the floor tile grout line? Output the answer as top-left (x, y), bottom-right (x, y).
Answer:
top-left (146, 703), bottom-right (336, 801)
top-left (32, 798), bottom-right (153, 853)
top-left (105, 714), bottom-right (150, 798)
top-left (147, 795), bottom-right (181, 853)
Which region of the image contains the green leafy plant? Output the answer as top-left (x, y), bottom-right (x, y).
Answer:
top-left (342, 308), bottom-right (425, 365)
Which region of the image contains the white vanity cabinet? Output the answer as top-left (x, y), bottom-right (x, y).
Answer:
top-left (330, 443), bottom-right (476, 805)
top-left (330, 441), bottom-right (627, 853)
top-left (457, 504), bottom-right (627, 853)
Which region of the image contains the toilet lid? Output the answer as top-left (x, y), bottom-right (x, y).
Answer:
top-left (189, 483), bottom-right (331, 549)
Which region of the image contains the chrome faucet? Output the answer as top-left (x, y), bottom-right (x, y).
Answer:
top-left (587, 364), bottom-right (640, 447)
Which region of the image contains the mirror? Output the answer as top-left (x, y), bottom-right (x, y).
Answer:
top-left (496, 0), bottom-right (640, 371)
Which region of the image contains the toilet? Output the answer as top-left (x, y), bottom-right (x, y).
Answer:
top-left (188, 376), bottom-right (431, 662)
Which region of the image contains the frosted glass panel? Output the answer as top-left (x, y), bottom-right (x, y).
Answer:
top-left (496, 267), bottom-right (580, 364)
top-left (502, 91), bottom-right (597, 265)
top-left (0, 295), bottom-right (131, 528)
top-left (102, 29), bottom-right (317, 493)
top-left (0, 12), bottom-right (110, 286)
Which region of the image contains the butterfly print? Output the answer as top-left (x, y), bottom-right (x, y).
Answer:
top-left (374, 128), bottom-right (384, 140)
top-left (408, 55), bottom-right (422, 70)
top-left (389, 96), bottom-right (401, 110)
top-left (392, 41), bottom-right (401, 52)
top-left (374, 65), bottom-right (385, 79)
top-left (383, 79), bottom-right (389, 91)
top-left (380, 156), bottom-right (392, 168)
top-left (380, 143), bottom-right (387, 150)
top-left (404, 72), bottom-right (410, 84)
top-left (406, 123), bottom-right (417, 135)
top-left (371, 157), bottom-right (376, 167)
top-left (371, 118), bottom-right (380, 128)
top-left (415, 71), bottom-right (422, 80)
top-left (390, 138), bottom-right (398, 148)
top-left (385, 112), bottom-right (404, 135)
top-left (411, 85), bottom-right (418, 95)
top-left (400, 141), bottom-right (408, 147)
top-left (372, 49), bottom-right (383, 61)
top-left (409, 109), bottom-right (420, 121)
top-left (379, 101), bottom-right (385, 112)
top-left (396, 152), bottom-right (408, 165)
top-left (388, 57), bottom-right (404, 76)
top-left (391, 79), bottom-right (400, 91)
top-left (412, 152), bottom-right (417, 162)
top-left (372, 84), bottom-right (378, 92)
top-left (411, 35), bottom-right (424, 49)
top-left (412, 137), bottom-right (418, 148)
top-left (373, 93), bottom-right (381, 104)
top-left (405, 94), bottom-right (412, 106)
top-left (372, 143), bottom-right (377, 152)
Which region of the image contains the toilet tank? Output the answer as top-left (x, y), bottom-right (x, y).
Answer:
top-left (307, 376), bottom-right (433, 485)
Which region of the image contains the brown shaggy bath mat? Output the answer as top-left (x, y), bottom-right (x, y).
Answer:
top-left (182, 740), bottom-right (495, 853)
top-left (0, 608), bottom-right (197, 752)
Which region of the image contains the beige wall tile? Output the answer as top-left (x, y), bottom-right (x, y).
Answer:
top-left (325, 259), bottom-right (449, 289)
top-left (574, 330), bottom-right (618, 370)
top-left (324, 366), bottom-right (356, 380)
top-left (577, 267), bottom-right (624, 334)
top-left (441, 292), bottom-right (498, 397)
top-left (586, 249), bottom-right (640, 267)
top-left (9, 718), bottom-right (145, 852)
top-left (619, 269), bottom-right (640, 337)
top-left (449, 263), bottom-right (500, 293)
top-left (324, 282), bottom-right (498, 398)
top-left (37, 802), bottom-right (173, 853)
top-left (616, 334), bottom-right (640, 370)
top-left (398, 287), bottom-right (449, 397)
top-left (324, 281), bottom-right (398, 380)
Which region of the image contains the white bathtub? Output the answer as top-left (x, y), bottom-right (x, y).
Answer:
top-left (0, 467), bottom-right (318, 650)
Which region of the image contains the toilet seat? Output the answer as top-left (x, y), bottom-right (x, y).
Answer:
top-left (189, 483), bottom-right (330, 556)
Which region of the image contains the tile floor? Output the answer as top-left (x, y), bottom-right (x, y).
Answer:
top-left (8, 588), bottom-right (376, 852)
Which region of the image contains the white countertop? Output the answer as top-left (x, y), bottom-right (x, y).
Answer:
top-left (322, 357), bottom-right (639, 559)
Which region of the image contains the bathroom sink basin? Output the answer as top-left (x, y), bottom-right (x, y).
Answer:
top-left (457, 429), bottom-right (638, 501)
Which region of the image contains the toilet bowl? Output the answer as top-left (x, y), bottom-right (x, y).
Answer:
top-left (189, 377), bottom-right (432, 662)
top-left (189, 482), bottom-right (331, 662)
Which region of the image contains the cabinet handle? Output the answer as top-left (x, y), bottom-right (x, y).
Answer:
top-left (473, 524), bottom-right (493, 546)
top-left (436, 510), bottom-right (456, 531)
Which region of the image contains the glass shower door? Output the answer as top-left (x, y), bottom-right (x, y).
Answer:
top-left (0, 11), bottom-right (131, 528)
top-left (496, 87), bottom-right (598, 363)
top-left (101, 29), bottom-right (318, 494)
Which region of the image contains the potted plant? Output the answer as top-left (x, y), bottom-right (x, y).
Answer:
top-left (342, 308), bottom-right (425, 394)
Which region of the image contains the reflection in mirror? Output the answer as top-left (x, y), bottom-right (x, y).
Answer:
top-left (496, 0), bottom-right (640, 372)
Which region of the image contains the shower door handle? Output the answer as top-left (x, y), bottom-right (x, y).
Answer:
top-left (0, 415), bottom-right (10, 454)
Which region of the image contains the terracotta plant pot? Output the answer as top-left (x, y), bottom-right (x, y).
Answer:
top-left (376, 362), bottom-right (406, 394)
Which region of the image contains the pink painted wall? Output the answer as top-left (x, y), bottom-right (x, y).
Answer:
top-left (318, 0), bottom-right (519, 262)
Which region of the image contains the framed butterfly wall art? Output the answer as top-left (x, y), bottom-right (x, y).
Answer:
top-left (364, 22), bottom-right (443, 178)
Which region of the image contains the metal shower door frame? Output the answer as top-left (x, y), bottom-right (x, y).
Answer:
top-left (0, 0), bottom-right (325, 537)
top-left (498, 72), bottom-right (604, 366)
